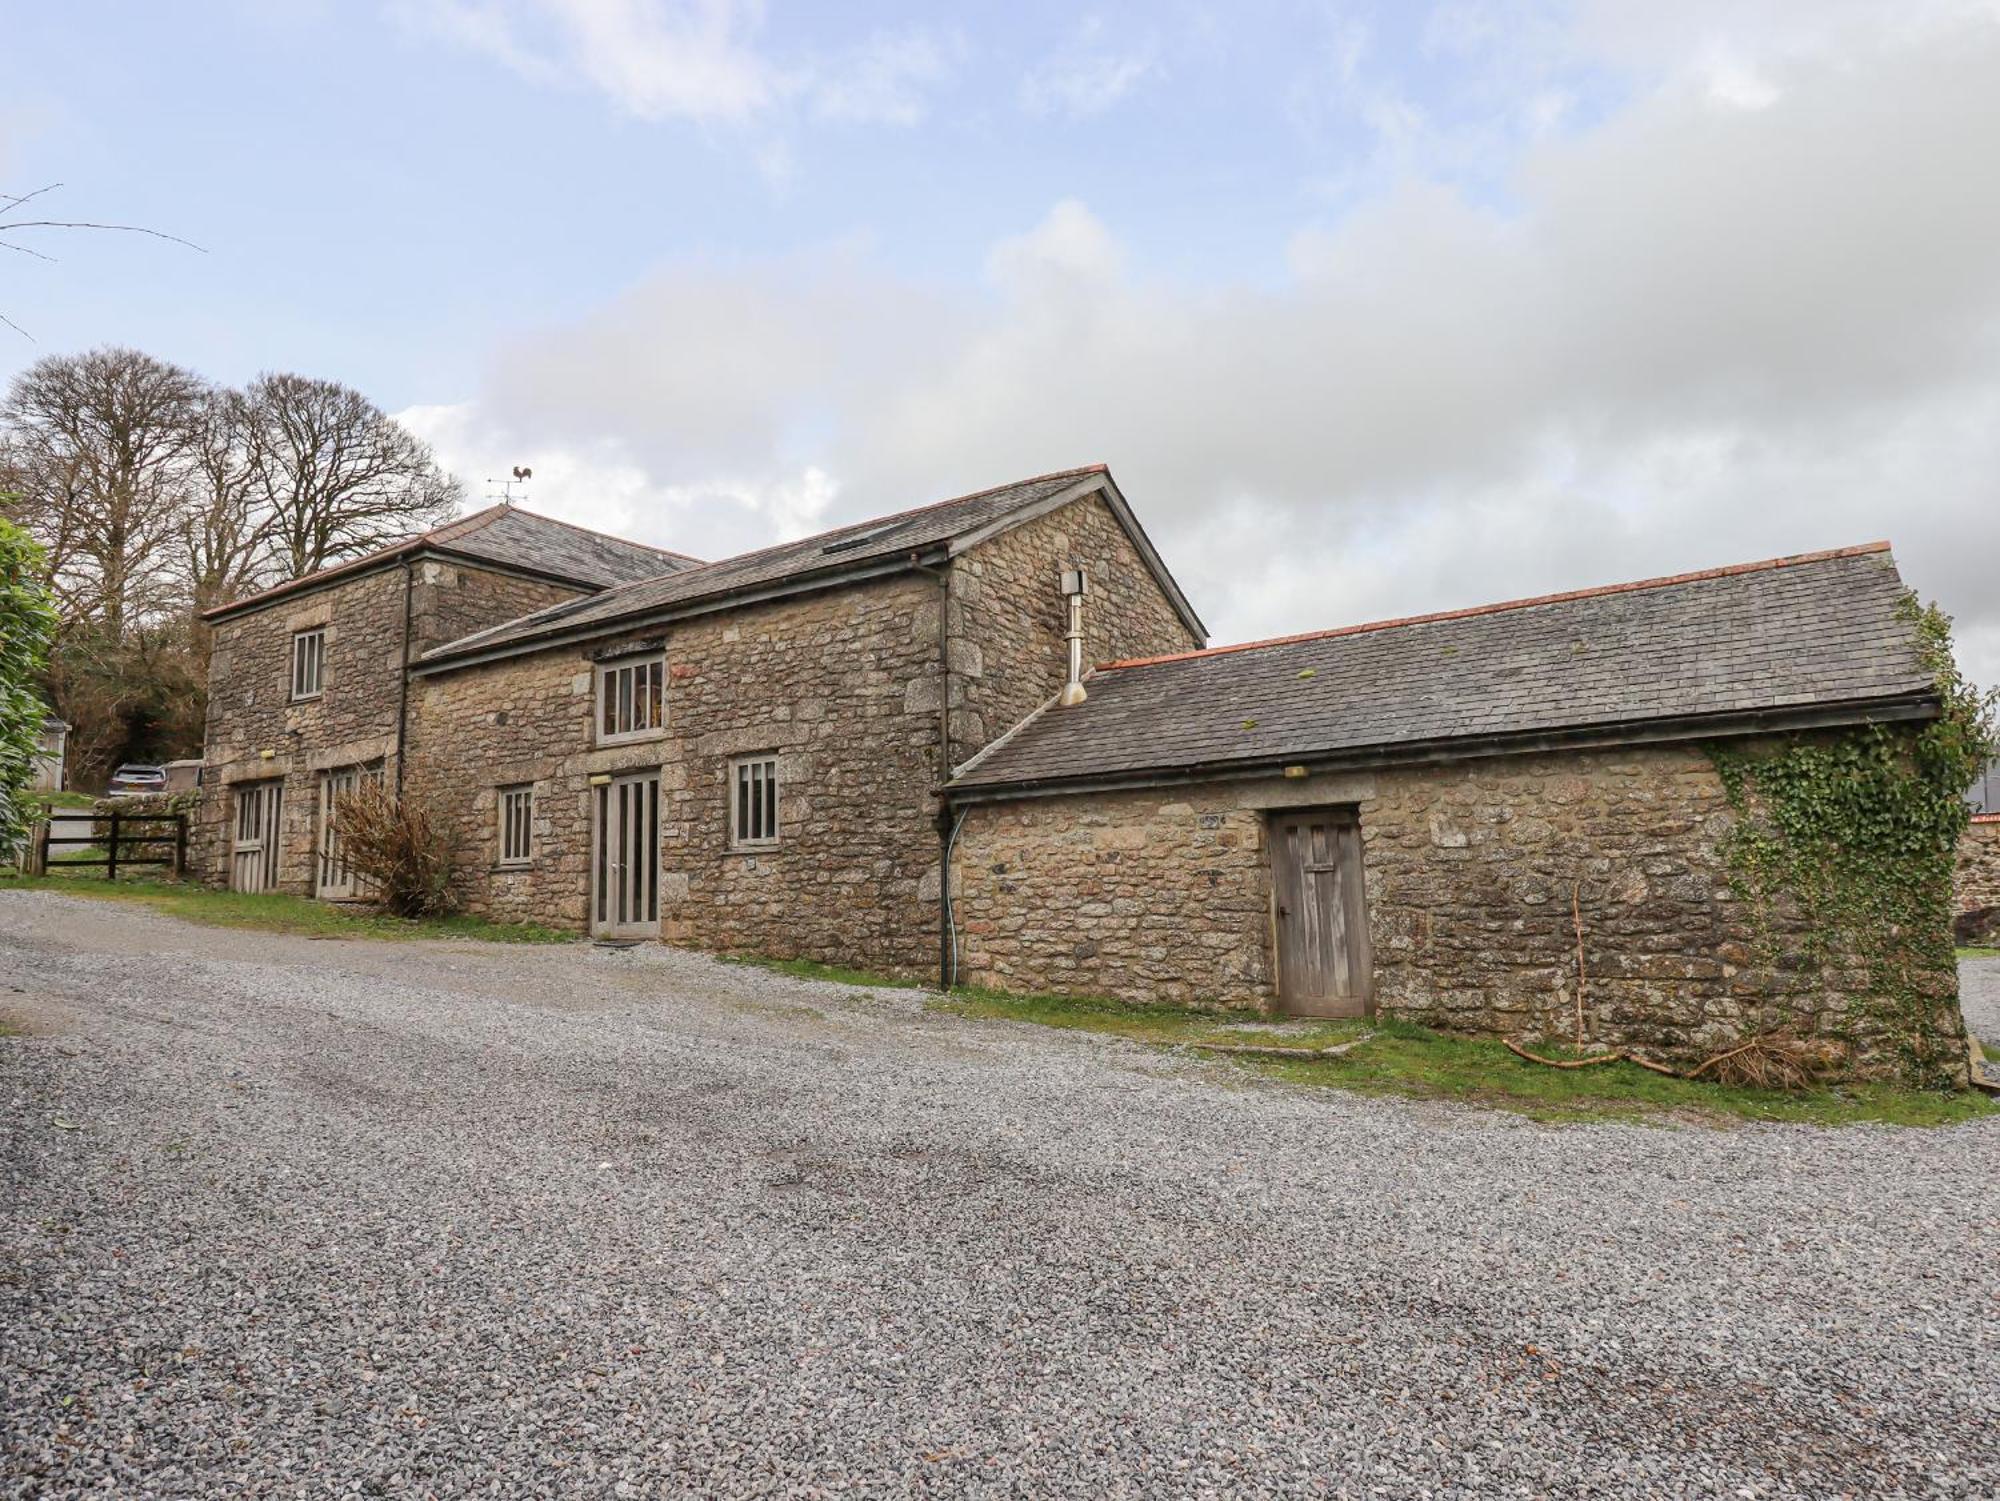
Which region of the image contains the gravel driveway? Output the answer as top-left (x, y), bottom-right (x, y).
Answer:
top-left (3, 890), bottom-right (1996, 1498)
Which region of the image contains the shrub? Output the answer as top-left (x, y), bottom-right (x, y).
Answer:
top-left (0, 514), bottom-right (58, 855)
top-left (330, 778), bottom-right (462, 918)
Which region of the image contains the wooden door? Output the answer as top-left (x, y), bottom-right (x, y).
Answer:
top-left (1270, 808), bottom-right (1371, 1017)
top-left (592, 773), bottom-right (660, 939)
top-left (231, 780), bottom-right (283, 893)
top-left (316, 765), bottom-right (378, 901)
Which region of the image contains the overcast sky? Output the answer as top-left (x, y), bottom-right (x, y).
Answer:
top-left (7, 0), bottom-right (1998, 686)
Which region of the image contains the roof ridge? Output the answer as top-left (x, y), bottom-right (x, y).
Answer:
top-left (716, 461), bottom-right (1109, 564)
top-left (1098, 541), bottom-right (1894, 672)
top-left (469, 503), bottom-right (705, 566)
top-left (447, 463), bottom-right (1113, 630)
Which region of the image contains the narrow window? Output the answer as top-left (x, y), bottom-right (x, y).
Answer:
top-left (730, 755), bottom-right (780, 848)
top-left (291, 628), bottom-right (325, 700)
top-left (596, 655), bottom-right (665, 743)
top-left (498, 784), bottom-right (534, 866)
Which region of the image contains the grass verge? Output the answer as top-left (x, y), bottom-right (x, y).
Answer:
top-left (933, 988), bottom-right (1999, 1127)
top-left (1959, 946), bottom-right (1999, 961)
top-left (0, 871), bottom-right (573, 945)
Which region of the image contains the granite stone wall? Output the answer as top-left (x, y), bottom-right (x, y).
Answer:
top-left (406, 573), bottom-right (952, 970)
top-left (193, 561), bottom-right (585, 891)
top-left (404, 493), bottom-right (1202, 963)
top-left (946, 494), bottom-right (1200, 767)
top-left (950, 741), bottom-right (1966, 1079)
top-left (1957, 817), bottom-right (2000, 942)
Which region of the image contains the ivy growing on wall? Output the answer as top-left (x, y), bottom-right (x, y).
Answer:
top-left (1708, 594), bottom-right (1997, 1088)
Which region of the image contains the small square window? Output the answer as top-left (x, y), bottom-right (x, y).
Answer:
top-left (291, 628), bottom-right (325, 700)
top-left (597, 655), bottom-right (665, 743)
top-left (730, 756), bottom-right (780, 848)
top-left (498, 784), bottom-right (534, 866)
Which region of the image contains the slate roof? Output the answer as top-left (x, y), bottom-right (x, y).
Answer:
top-left (419, 465), bottom-right (1199, 668)
top-left (425, 505), bottom-right (700, 586)
top-left (951, 543), bottom-right (1936, 795)
top-left (204, 504), bottom-right (699, 621)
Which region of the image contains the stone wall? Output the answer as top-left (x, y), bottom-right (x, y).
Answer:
top-left (951, 741), bottom-right (1966, 1079)
top-left (193, 560), bottom-right (585, 891)
top-left (1958, 816), bottom-right (2000, 942)
top-left (947, 494), bottom-right (1200, 767)
top-left (410, 559), bottom-right (580, 656)
top-left (404, 491), bottom-right (1203, 963)
top-left (407, 573), bottom-right (952, 970)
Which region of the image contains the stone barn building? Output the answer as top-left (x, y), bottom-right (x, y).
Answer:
top-left (195, 468), bottom-right (1973, 1078)
top-left (943, 542), bottom-right (1966, 1074)
top-left (195, 503), bottom-right (699, 893)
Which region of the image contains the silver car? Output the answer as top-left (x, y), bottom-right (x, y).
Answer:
top-left (105, 764), bottom-right (168, 799)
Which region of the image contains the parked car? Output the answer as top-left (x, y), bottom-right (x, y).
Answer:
top-left (105, 764), bottom-right (168, 799)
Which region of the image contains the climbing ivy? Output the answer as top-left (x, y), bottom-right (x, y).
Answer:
top-left (1707, 594), bottom-right (1997, 1088)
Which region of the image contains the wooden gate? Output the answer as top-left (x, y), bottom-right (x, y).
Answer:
top-left (1269, 807), bottom-right (1372, 1018)
top-left (591, 772), bottom-right (660, 939)
top-left (231, 780), bottom-right (283, 893)
top-left (316, 764), bottom-right (379, 901)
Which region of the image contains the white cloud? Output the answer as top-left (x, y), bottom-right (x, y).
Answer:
top-left (1019, 19), bottom-right (1158, 119)
top-left (394, 0), bottom-right (955, 129)
top-left (426, 5), bottom-right (2000, 690)
top-left (398, 400), bottom-right (841, 562)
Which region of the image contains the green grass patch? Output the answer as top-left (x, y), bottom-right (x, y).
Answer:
top-left (37, 791), bottom-right (96, 809)
top-left (722, 953), bottom-right (924, 989)
top-left (1959, 946), bottom-right (1999, 961)
top-left (933, 987), bottom-right (1999, 1127)
top-left (0, 872), bottom-right (573, 945)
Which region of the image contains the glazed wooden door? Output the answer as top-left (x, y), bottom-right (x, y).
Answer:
top-left (592, 773), bottom-right (660, 939)
top-left (316, 765), bottom-right (379, 901)
top-left (231, 780), bottom-right (283, 893)
top-left (1270, 808), bottom-right (1371, 1018)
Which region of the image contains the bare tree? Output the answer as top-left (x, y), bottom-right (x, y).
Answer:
top-left (1, 348), bottom-right (207, 633)
top-left (248, 373), bottom-right (460, 577)
top-left (177, 386), bottom-right (272, 614)
top-left (0, 184), bottom-right (204, 341)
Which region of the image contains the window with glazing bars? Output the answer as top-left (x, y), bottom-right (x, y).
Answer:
top-left (498, 785), bottom-right (534, 865)
top-left (731, 755), bottom-right (780, 848)
top-left (291, 628), bottom-right (325, 700)
top-left (597, 655), bottom-right (665, 742)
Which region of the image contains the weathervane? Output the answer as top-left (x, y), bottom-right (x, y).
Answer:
top-left (485, 465), bottom-right (533, 504)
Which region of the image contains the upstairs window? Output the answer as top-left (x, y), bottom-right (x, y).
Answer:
top-left (291, 628), bottom-right (325, 701)
top-left (730, 755), bottom-right (780, 848)
top-left (597, 654), bottom-right (665, 743)
top-left (498, 784), bottom-right (534, 866)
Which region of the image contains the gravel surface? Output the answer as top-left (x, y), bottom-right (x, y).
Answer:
top-left (3, 889), bottom-right (1996, 1498)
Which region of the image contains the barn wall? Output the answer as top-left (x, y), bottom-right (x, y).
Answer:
top-left (407, 573), bottom-right (951, 970)
top-left (1958, 816), bottom-right (2000, 942)
top-left (947, 493), bottom-right (1200, 767)
top-left (950, 741), bottom-right (1967, 1080)
top-left (192, 560), bottom-right (585, 891)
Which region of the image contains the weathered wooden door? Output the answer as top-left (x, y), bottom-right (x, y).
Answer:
top-left (591, 772), bottom-right (660, 939)
top-left (1270, 808), bottom-right (1371, 1017)
top-left (231, 780), bottom-right (283, 893)
top-left (316, 765), bottom-right (379, 901)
